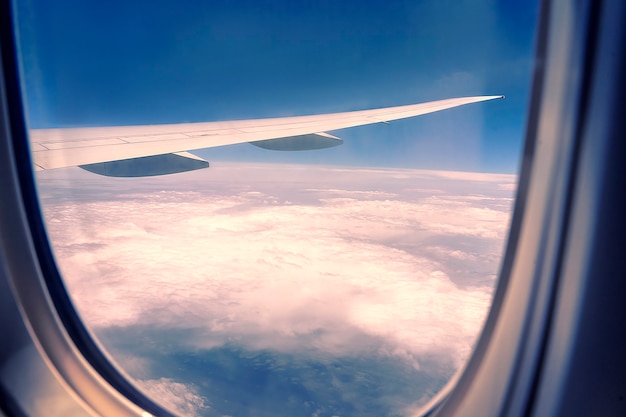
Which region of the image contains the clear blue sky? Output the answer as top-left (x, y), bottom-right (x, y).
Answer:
top-left (16, 0), bottom-right (539, 173)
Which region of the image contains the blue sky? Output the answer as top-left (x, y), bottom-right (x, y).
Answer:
top-left (16, 0), bottom-right (539, 173)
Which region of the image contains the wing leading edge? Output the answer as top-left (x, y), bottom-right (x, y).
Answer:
top-left (30, 95), bottom-right (503, 174)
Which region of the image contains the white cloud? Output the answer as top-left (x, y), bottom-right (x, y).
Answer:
top-left (498, 182), bottom-right (517, 191)
top-left (135, 378), bottom-right (208, 417)
top-left (36, 163), bottom-right (515, 409)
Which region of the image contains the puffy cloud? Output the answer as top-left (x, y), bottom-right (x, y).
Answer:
top-left (36, 163), bottom-right (515, 414)
top-left (136, 378), bottom-right (209, 417)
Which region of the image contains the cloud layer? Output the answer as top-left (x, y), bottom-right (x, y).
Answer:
top-left (37, 163), bottom-right (515, 416)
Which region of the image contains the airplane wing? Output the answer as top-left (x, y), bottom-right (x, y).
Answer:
top-left (29, 95), bottom-right (503, 176)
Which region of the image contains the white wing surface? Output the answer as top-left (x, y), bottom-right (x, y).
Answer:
top-left (30, 95), bottom-right (503, 173)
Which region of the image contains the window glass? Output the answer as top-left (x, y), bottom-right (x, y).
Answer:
top-left (17, 1), bottom-right (538, 416)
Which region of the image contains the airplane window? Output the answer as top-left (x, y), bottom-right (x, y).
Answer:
top-left (15, 1), bottom-right (539, 416)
